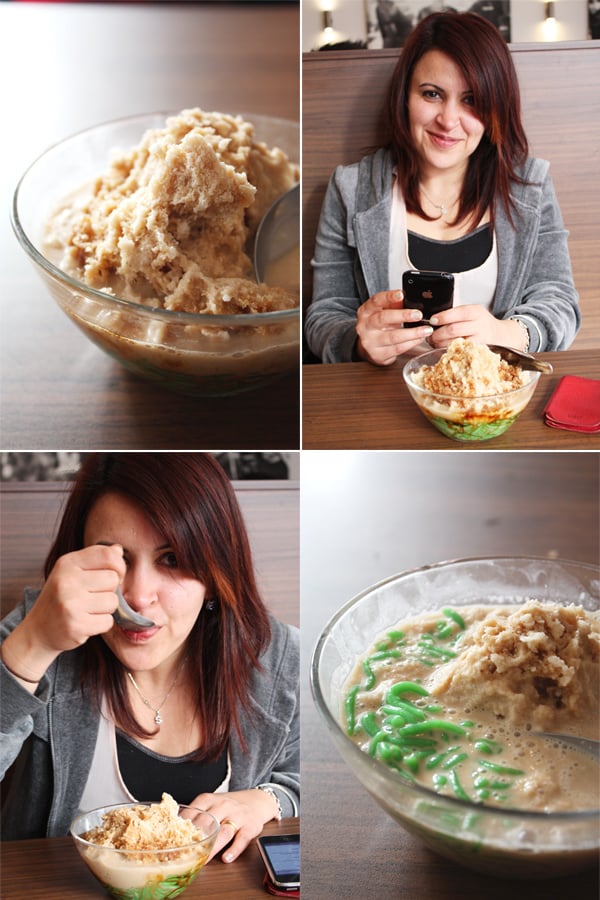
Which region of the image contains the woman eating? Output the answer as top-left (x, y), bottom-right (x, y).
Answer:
top-left (0, 453), bottom-right (299, 863)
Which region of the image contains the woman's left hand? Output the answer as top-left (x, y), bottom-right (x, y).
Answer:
top-left (189, 788), bottom-right (280, 863)
top-left (427, 305), bottom-right (525, 349)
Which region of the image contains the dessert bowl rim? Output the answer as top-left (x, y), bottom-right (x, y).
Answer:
top-left (11, 109), bottom-right (300, 329)
top-left (402, 347), bottom-right (541, 402)
top-left (70, 800), bottom-right (220, 853)
top-left (310, 554), bottom-right (600, 823)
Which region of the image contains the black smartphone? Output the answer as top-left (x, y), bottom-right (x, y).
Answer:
top-left (402, 269), bottom-right (454, 327)
top-left (257, 833), bottom-right (300, 892)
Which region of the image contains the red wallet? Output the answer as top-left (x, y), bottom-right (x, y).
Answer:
top-left (543, 375), bottom-right (600, 434)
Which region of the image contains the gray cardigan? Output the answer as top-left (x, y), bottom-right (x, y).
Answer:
top-left (0, 589), bottom-right (299, 839)
top-left (305, 148), bottom-right (580, 363)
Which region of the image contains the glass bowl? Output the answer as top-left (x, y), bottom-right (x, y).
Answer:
top-left (311, 557), bottom-right (599, 879)
top-left (403, 348), bottom-right (541, 442)
top-left (70, 802), bottom-right (219, 899)
top-left (11, 112), bottom-right (299, 397)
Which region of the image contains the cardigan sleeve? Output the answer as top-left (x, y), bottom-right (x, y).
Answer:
top-left (255, 621), bottom-right (300, 817)
top-left (305, 165), bottom-right (364, 363)
top-left (0, 594), bottom-right (52, 780)
top-left (228, 619), bottom-right (300, 816)
top-left (495, 161), bottom-right (580, 351)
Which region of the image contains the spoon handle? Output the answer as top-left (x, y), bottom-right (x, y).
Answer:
top-left (537, 732), bottom-right (600, 760)
top-left (487, 345), bottom-right (554, 375)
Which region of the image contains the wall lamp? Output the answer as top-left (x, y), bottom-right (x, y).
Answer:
top-left (543, 1), bottom-right (558, 41)
top-left (320, 3), bottom-right (335, 46)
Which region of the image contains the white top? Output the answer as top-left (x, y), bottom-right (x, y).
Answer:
top-left (389, 178), bottom-right (498, 309)
top-left (78, 697), bottom-right (231, 813)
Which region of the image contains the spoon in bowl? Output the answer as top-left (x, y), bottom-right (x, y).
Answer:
top-left (253, 182), bottom-right (299, 285)
top-left (487, 344), bottom-right (554, 375)
top-left (113, 587), bottom-right (155, 632)
top-left (536, 732), bottom-right (600, 760)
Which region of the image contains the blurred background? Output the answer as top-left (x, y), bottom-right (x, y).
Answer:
top-left (0, 452), bottom-right (299, 481)
top-left (304, 0), bottom-right (598, 51)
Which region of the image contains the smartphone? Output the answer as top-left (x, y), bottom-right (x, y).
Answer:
top-left (402, 269), bottom-right (454, 327)
top-left (257, 833), bottom-right (300, 892)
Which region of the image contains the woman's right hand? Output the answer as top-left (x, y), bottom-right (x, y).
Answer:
top-left (1, 544), bottom-right (126, 683)
top-left (355, 290), bottom-right (434, 366)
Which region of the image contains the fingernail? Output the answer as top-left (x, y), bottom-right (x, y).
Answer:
top-left (393, 291), bottom-right (403, 301)
top-left (429, 316), bottom-right (439, 325)
top-left (223, 853), bottom-right (234, 863)
top-left (422, 326), bottom-right (434, 335)
top-left (407, 309), bottom-right (422, 320)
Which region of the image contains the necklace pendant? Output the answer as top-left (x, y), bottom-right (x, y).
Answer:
top-left (154, 712), bottom-right (163, 726)
top-left (440, 205), bottom-right (448, 216)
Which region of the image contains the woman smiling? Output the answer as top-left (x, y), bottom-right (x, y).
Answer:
top-left (305, 11), bottom-right (580, 365)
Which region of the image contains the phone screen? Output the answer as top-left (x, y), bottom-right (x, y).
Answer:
top-left (258, 834), bottom-right (300, 888)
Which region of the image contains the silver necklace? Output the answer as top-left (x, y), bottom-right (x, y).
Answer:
top-left (419, 185), bottom-right (460, 218)
top-left (127, 668), bottom-right (182, 727)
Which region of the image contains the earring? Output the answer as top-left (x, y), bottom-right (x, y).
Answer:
top-left (206, 599), bottom-right (216, 612)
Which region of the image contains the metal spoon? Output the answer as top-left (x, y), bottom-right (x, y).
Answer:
top-left (536, 732), bottom-right (600, 760)
top-left (253, 182), bottom-right (299, 284)
top-left (488, 344), bottom-right (554, 375)
top-left (113, 586), bottom-right (155, 632)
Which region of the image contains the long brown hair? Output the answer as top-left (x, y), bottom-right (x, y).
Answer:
top-left (388, 11), bottom-right (529, 228)
top-left (44, 452), bottom-right (271, 760)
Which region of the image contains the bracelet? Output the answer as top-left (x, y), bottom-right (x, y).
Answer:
top-left (1, 654), bottom-right (41, 684)
top-left (509, 317), bottom-right (530, 352)
top-left (255, 784), bottom-right (282, 821)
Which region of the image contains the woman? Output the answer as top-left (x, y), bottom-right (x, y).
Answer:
top-left (0, 453), bottom-right (299, 863)
top-left (304, 11), bottom-right (580, 365)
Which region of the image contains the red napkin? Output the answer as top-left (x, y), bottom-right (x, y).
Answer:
top-left (544, 375), bottom-right (600, 433)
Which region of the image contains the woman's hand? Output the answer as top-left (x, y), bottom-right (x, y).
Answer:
top-left (1, 544), bottom-right (125, 684)
top-left (190, 789), bottom-right (280, 864)
top-left (427, 306), bottom-right (528, 350)
top-left (356, 290), bottom-right (434, 366)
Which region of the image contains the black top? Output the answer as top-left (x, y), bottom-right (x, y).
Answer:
top-left (408, 223), bottom-right (493, 273)
top-left (116, 730), bottom-right (228, 805)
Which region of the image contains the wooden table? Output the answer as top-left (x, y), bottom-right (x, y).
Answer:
top-left (0, 2), bottom-right (300, 450)
top-left (302, 349), bottom-right (600, 448)
top-left (0, 817), bottom-right (299, 900)
top-left (300, 452), bottom-right (599, 900)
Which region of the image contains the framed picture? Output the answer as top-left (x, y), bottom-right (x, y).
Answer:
top-left (366, 0), bottom-right (511, 48)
